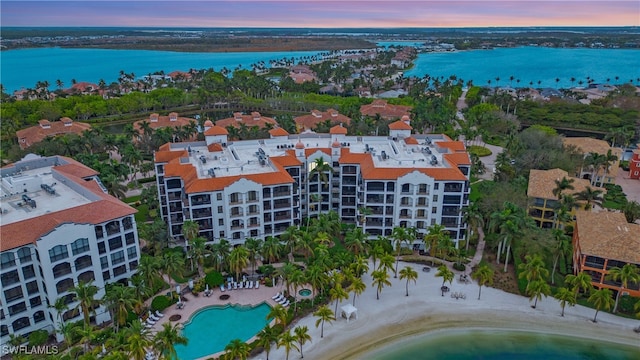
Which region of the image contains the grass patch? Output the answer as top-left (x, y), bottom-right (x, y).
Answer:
top-left (468, 145), bottom-right (492, 157)
top-left (134, 204), bottom-right (149, 223)
top-left (124, 195), bottom-right (141, 203)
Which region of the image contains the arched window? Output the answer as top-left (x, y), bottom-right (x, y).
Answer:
top-left (17, 248), bottom-right (32, 263)
top-left (78, 271), bottom-right (95, 283)
top-left (1, 252), bottom-right (16, 269)
top-left (71, 238), bottom-right (90, 255)
top-left (75, 255), bottom-right (92, 271)
top-left (49, 245), bottom-right (68, 263)
top-left (12, 317), bottom-right (30, 331)
top-left (56, 278), bottom-right (74, 294)
top-left (53, 262), bottom-right (72, 278)
top-left (33, 311), bottom-right (45, 323)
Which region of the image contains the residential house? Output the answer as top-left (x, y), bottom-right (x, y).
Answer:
top-left (293, 109), bottom-right (351, 133)
top-left (16, 118), bottom-right (92, 149)
top-left (563, 137), bottom-right (622, 186)
top-left (215, 112), bottom-right (278, 132)
top-left (360, 99), bottom-right (412, 120)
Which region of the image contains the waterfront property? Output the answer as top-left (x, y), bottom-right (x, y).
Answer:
top-left (133, 112), bottom-right (198, 137)
top-left (293, 109), bottom-right (351, 133)
top-left (0, 155), bottom-right (140, 342)
top-left (629, 145), bottom-right (640, 180)
top-left (15, 118), bottom-right (92, 149)
top-left (563, 137), bottom-right (622, 186)
top-left (154, 118), bottom-right (470, 249)
top-left (526, 168), bottom-right (597, 228)
top-left (215, 112), bottom-right (278, 132)
top-left (572, 210), bottom-right (640, 297)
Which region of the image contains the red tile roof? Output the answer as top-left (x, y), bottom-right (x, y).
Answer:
top-left (330, 124), bottom-right (348, 135)
top-left (404, 137), bottom-right (419, 145)
top-left (204, 125), bottom-right (229, 136)
top-left (16, 118), bottom-right (92, 149)
top-left (437, 141), bottom-right (466, 152)
top-left (216, 112), bottom-right (277, 130)
top-left (133, 113), bottom-right (196, 133)
top-left (294, 109), bottom-right (351, 132)
top-left (388, 120), bottom-right (412, 130)
top-left (360, 100), bottom-right (412, 120)
top-left (269, 127), bottom-right (290, 137)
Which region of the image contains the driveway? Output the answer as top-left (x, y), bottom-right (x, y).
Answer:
top-left (616, 168), bottom-right (640, 203)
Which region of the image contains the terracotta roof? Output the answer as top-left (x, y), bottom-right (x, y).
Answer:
top-left (16, 119), bottom-right (92, 149)
top-left (388, 120), bottom-right (412, 130)
top-left (563, 137), bottom-right (618, 155)
top-left (203, 120), bottom-right (214, 127)
top-left (294, 109), bottom-right (351, 132)
top-left (133, 113), bottom-right (196, 132)
top-left (216, 112), bottom-right (277, 130)
top-left (404, 137), bottom-right (419, 145)
top-left (305, 148), bottom-right (331, 158)
top-left (295, 140), bottom-right (305, 149)
top-left (443, 152), bottom-right (471, 166)
top-left (0, 159), bottom-right (136, 252)
top-left (204, 125), bottom-right (229, 136)
top-left (437, 141), bottom-right (466, 152)
top-left (207, 143), bottom-right (224, 152)
top-left (575, 211), bottom-right (640, 264)
top-left (360, 100), bottom-right (412, 120)
top-left (527, 168), bottom-right (599, 200)
top-left (289, 72), bottom-right (317, 84)
top-left (269, 127), bottom-right (289, 137)
top-left (330, 124), bottom-right (348, 135)
top-left (155, 149), bottom-right (188, 163)
top-left (272, 152), bottom-right (302, 167)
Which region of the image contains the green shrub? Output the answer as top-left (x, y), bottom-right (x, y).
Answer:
top-left (258, 265), bottom-right (275, 277)
top-left (453, 263), bottom-right (466, 271)
top-left (468, 145), bottom-right (492, 157)
top-left (151, 295), bottom-right (175, 312)
top-left (205, 271), bottom-right (224, 287)
top-left (28, 330), bottom-right (49, 346)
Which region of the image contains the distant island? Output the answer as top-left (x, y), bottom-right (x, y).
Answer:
top-left (1, 26), bottom-right (638, 52)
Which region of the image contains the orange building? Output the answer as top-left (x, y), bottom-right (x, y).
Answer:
top-left (573, 211), bottom-right (640, 298)
top-left (293, 109), bottom-right (351, 133)
top-left (16, 118), bottom-right (92, 149)
top-left (629, 145), bottom-right (640, 180)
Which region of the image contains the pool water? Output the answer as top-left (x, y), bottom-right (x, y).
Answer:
top-left (174, 303), bottom-right (272, 360)
top-left (299, 288), bottom-right (312, 296)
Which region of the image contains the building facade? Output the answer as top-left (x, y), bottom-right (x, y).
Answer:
top-left (573, 211), bottom-right (640, 298)
top-left (0, 155), bottom-right (140, 342)
top-left (629, 145), bottom-right (640, 180)
top-left (154, 120), bottom-right (470, 250)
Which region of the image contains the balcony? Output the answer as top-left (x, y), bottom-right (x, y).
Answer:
top-left (274, 202), bottom-right (292, 209)
top-left (230, 212), bottom-right (244, 218)
top-left (273, 191), bottom-right (291, 198)
top-left (444, 185), bottom-right (463, 193)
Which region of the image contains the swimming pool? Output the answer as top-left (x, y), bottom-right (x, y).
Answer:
top-left (174, 303), bottom-right (272, 360)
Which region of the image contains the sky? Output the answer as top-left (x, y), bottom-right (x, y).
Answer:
top-left (1, 1), bottom-right (638, 28)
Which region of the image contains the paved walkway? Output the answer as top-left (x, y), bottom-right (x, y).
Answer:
top-left (616, 167), bottom-right (640, 203)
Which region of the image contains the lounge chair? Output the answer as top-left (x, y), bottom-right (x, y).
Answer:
top-left (278, 297), bottom-right (288, 305)
top-left (155, 310), bottom-right (164, 318)
top-left (248, 281), bottom-right (253, 289)
top-left (146, 318), bottom-right (156, 325)
top-left (145, 322), bottom-right (154, 329)
top-left (234, 282), bottom-right (238, 290)
top-left (255, 280), bottom-right (260, 289)
top-left (274, 294), bottom-right (284, 302)
top-left (282, 300), bottom-right (290, 307)
top-left (272, 292), bottom-right (281, 300)
top-left (149, 313), bottom-right (160, 321)
top-left (239, 282), bottom-right (244, 289)
top-left (220, 285), bottom-right (226, 292)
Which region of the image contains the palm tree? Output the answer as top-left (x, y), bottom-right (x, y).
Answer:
top-left (552, 177), bottom-right (575, 200)
top-left (313, 305), bottom-right (335, 338)
top-left (391, 226), bottom-right (414, 278)
top-left (224, 338), bottom-right (251, 360)
top-left (181, 220), bottom-right (200, 242)
top-left (49, 296), bottom-right (69, 325)
top-left (371, 269), bottom-right (392, 300)
top-left (103, 284), bottom-right (138, 333)
top-left (599, 149), bottom-right (618, 187)
top-left (124, 320), bottom-right (152, 360)
top-left (154, 323), bottom-right (187, 360)
top-left (161, 251), bottom-right (185, 287)
top-left (435, 265), bottom-right (454, 296)
top-left (294, 325), bottom-right (312, 359)
top-left (277, 330), bottom-right (299, 360)
top-left (228, 246), bottom-right (249, 281)
top-left (471, 264), bottom-right (494, 300)
top-left (71, 280), bottom-right (99, 327)
top-left (75, 323), bottom-right (96, 354)
top-left (518, 254), bottom-right (549, 291)
top-left (329, 283), bottom-right (349, 315)
top-left (256, 326), bottom-right (278, 360)
top-left (550, 230), bottom-right (571, 284)
top-left (350, 255), bottom-right (370, 278)
top-left (266, 304), bottom-right (289, 327)
top-left (244, 237), bottom-right (263, 275)
top-left (526, 279), bottom-right (551, 308)
top-left (565, 272), bottom-right (593, 297)
top-left (138, 255), bottom-right (161, 289)
top-left (555, 287), bottom-right (576, 317)
top-left (461, 203), bottom-right (484, 252)
top-left (261, 236), bottom-right (282, 264)
top-left (399, 266), bottom-right (419, 296)
top-left (576, 186), bottom-right (604, 210)
top-left (189, 236), bottom-right (210, 278)
top-left (606, 264), bottom-right (640, 313)
top-left (348, 276), bottom-right (366, 306)
top-left (588, 288), bottom-right (615, 323)
top-left (212, 239), bottom-right (231, 272)
top-left (345, 227), bottom-right (367, 256)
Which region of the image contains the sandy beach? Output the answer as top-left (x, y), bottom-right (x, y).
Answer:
top-left (251, 260), bottom-right (640, 360)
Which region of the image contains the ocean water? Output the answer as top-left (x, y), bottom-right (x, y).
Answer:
top-left (360, 329), bottom-right (640, 360)
top-left (405, 46), bottom-right (640, 89)
top-left (0, 47), bottom-right (325, 93)
top-left (1, 46), bottom-right (638, 93)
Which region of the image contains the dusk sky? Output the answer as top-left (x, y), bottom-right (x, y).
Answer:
top-left (2, 1), bottom-right (638, 28)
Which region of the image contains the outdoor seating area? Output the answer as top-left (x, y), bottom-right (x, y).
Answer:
top-left (272, 292), bottom-right (290, 307)
top-left (458, 274), bottom-right (470, 284)
top-left (451, 291), bottom-right (467, 300)
top-left (224, 276), bottom-right (260, 292)
top-left (422, 266), bottom-right (431, 272)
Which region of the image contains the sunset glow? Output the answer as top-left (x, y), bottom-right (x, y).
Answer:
top-left (2, 1), bottom-right (638, 28)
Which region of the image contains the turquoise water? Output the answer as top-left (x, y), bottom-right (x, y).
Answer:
top-left (405, 46), bottom-right (640, 89)
top-left (173, 303), bottom-right (272, 360)
top-left (299, 288), bottom-right (312, 296)
top-left (362, 329), bottom-right (640, 360)
top-left (0, 47), bottom-right (325, 93)
top-left (1, 46), bottom-right (638, 93)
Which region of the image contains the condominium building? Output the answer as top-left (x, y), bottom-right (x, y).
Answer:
top-left (573, 211), bottom-right (640, 297)
top-left (0, 155), bottom-right (140, 342)
top-left (154, 119), bottom-right (470, 249)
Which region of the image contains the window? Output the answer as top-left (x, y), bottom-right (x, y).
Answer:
top-left (4, 286), bottom-right (24, 302)
top-left (432, 195), bottom-right (438, 202)
top-left (22, 265), bottom-right (35, 280)
top-left (71, 238), bottom-right (90, 255)
top-left (219, 219), bottom-right (224, 226)
top-left (111, 250), bottom-right (125, 265)
top-left (102, 270), bottom-right (111, 281)
top-left (219, 231), bottom-right (225, 238)
top-left (33, 310), bottom-right (45, 323)
top-left (1, 325), bottom-right (8, 336)
top-left (56, 278), bottom-right (74, 294)
top-left (17, 248), bottom-right (32, 263)
top-left (75, 256), bottom-right (92, 271)
top-left (218, 206), bottom-right (223, 213)
top-left (129, 260), bottom-right (138, 270)
top-left (432, 207), bottom-right (437, 214)
top-left (49, 245), bottom-right (69, 263)
top-left (105, 220), bottom-right (120, 236)
top-left (127, 246), bottom-right (137, 260)
top-left (434, 183), bottom-right (439, 190)
top-left (247, 191), bottom-right (258, 201)
top-left (1, 270), bottom-right (20, 287)
top-left (98, 242), bottom-right (106, 254)
top-left (123, 217), bottom-right (133, 230)
top-left (125, 232), bottom-right (136, 245)
top-left (109, 236), bottom-right (123, 251)
top-left (95, 226), bottom-right (104, 239)
top-left (113, 265), bottom-right (127, 277)
top-left (217, 193), bottom-right (222, 201)
top-left (78, 271), bottom-right (95, 283)
top-left (100, 256), bottom-right (109, 270)
top-left (9, 303), bottom-right (27, 316)
top-left (30, 296), bottom-right (42, 308)
top-left (26, 281), bottom-right (39, 295)
top-left (53, 263), bottom-right (72, 278)
top-left (1, 252), bottom-right (16, 269)
top-left (12, 316), bottom-right (30, 330)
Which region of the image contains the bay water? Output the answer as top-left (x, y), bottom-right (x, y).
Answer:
top-left (1, 46), bottom-right (638, 93)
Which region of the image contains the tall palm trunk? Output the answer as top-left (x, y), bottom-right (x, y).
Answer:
top-left (503, 243), bottom-right (511, 272)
